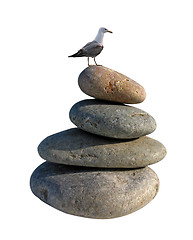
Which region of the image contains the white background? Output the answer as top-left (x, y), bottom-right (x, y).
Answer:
top-left (1, 0), bottom-right (192, 239)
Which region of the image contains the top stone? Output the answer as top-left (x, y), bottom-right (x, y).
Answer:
top-left (78, 66), bottom-right (146, 104)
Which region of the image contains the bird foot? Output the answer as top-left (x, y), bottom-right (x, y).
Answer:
top-left (88, 64), bottom-right (102, 67)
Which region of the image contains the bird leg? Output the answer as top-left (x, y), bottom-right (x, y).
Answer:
top-left (94, 57), bottom-right (98, 65)
top-left (87, 57), bottom-right (90, 66)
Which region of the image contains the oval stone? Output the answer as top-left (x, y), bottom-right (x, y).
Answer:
top-left (30, 162), bottom-right (159, 219)
top-left (38, 128), bottom-right (166, 168)
top-left (69, 99), bottom-right (156, 139)
top-left (78, 66), bottom-right (146, 104)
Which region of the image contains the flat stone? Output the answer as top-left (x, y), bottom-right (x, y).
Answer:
top-left (30, 162), bottom-right (159, 219)
top-left (69, 99), bottom-right (156, 139)
top-left (38, 128), bottom-right (166, 168)
top-left (78, 66), bottom-right (146, 104)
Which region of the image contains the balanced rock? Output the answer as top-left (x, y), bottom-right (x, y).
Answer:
top-left (78, 66), bottom-right (146, 104)
top-left (69, 99), bottom-right (156, 139)
top-left (30, 162), bottom-right (159, 219)
top-left (38, 128), bottom-right (166, 168)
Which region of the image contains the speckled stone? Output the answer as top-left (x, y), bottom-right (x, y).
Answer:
top-left (78, 66), bottom-right (146, 104)
top-left (30, 162), bottom-right (159, 219)
top-left (69, 99), bottom-right (156, 139)
top-left (38, 128), bottom-right (166, 168)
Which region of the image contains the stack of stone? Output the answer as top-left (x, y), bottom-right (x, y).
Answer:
top-left (30, 66), bottom-right (167, 219)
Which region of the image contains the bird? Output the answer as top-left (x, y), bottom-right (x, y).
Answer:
top-left (68, 27), bottom-right (112, 66)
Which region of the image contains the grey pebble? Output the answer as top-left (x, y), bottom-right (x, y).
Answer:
top-left (38, 128), bottom-right (166, 168)
top-left (30, 162), bottom-right (159, 219)
top-left (69, 99), bottom-right (156, 139)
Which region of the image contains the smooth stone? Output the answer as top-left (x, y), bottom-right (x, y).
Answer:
top-left (78, 66), bottom-right (146, 104)
top-left (30, 162), bottom-right (159, 219)
top-left (38, 128), bottom-right (166, 168)
top-left (69, 99), bottom-right (156, 139)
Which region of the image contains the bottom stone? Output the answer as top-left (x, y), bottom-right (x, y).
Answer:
top-left (30, 162), bottom-right (159, 219)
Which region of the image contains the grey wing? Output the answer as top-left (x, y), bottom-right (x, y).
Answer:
top-left (82, 41), bottom-right (103, 57)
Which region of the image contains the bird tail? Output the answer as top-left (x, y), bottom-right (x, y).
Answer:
top-left (68, 49), bottom-right (85, 57)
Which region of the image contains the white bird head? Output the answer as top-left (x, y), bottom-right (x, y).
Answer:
top-left (99, 27), bottom-right (113, 34)
top-left (94, 27), bottom-right (113, 44)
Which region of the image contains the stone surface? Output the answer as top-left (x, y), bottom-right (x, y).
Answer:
top-left (69, 99), bottom-right (156, 139)
top-left (30, 162), bottom-right (159, 219)
top-left (38, 128), bottom-right (166, 168)
top-left (78, 66), bottom-right (146, 104)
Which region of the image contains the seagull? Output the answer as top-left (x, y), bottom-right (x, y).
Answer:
top-left (68, 27), bottom-right (112, 66)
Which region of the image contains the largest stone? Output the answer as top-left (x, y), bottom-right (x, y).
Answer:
top-left (38, 128), bottom-right (166, 168)
top-left (30, 162), bottom-right (159, 219)
top-left (78, 66), bottom-right (146, 104)
top-left (69, 99), bottom-right (156, 139)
